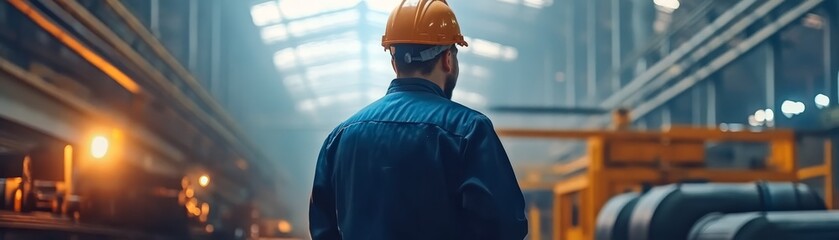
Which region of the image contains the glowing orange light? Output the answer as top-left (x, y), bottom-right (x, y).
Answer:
top-left (181, 177), bottom-right (190, 189)
top-left (200, 203), bottom-right (210, 222)
top-left (13, 190), bottom-right (22, 212)
top-left (278, 219), bottom-right (292, 233)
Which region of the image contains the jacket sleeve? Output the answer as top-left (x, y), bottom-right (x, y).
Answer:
top-left (459, 115), bottom-right (528, 239)
top-left (309, 131), bottom-right (341, 240)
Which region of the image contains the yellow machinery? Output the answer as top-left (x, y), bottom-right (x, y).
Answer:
top-left (498, 126), bottom-right (835, 240)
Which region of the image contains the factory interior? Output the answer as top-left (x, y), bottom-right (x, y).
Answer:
top-left (2, 0), bottom-right (839, 239)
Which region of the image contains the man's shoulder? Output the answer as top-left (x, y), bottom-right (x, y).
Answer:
top-left (446, 100), bottom-right (490, 122)
top-left (433, 101), bottom-right (498, 138)
top-left (341, 98), bottom-right (387, 123)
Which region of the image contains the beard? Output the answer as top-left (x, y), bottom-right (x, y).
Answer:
top-left (443, 73), bottom-right (457, 99)
top-left (443, 61), bottom-right (459, 99)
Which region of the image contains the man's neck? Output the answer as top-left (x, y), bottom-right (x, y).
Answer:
top-left (396, 73), bottom-right (445, 91)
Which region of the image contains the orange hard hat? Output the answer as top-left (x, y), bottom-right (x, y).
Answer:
top-left (381, 0), bottom-right (468, 50)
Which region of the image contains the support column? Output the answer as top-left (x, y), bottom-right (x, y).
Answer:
top-left (831, 136), bottom-right (839, 209)
top-left (565, 0), bottom-right (576, 106)
top-left (827, 1), bottom-right (839, 106)
top-left (188, 0), bottom-right (198, 72)
top-left (707, 80), bottom-right (717, 127)
top-left (826, 0), bottom-right (839, 210)
top-left (611, 0), bottom-right (622, 91)
top-left (824, 140), bottom-right (834, 208)
top-left (545, 43), bottom-right (555, 105)
top-left (150, 0), bottom-right (160, 37)
top-left (359, 3), bottom-right (369, 106)
top-left (765, 38), bottom-right (781, 128)
top-left (587, 0), bottom-right (597, 103)
top-left (64, 145), bottom-right (73, 196)
top-left (766, 41), bottom-right (777, 111)
top-left (691, 84), bottom-right (702, 125)
top-left (529, 205), bottom-right (542, 240)
top-left (210, 0), bottom-right (222, 104)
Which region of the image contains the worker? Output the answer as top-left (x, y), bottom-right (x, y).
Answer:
top-left (309, 0), bottom-right (528, 239)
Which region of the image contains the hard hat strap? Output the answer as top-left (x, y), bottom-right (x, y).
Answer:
top-left (403, 45), bottom-right (451, 64)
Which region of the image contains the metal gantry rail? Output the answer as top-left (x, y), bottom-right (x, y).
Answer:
top-left (600, 0), bottom-right (764, 109)
top-left (544, 0), bottom-right (826, 163)
top-left (632, 0), bottom-right (826, 119)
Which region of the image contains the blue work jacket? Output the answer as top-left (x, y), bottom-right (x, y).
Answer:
top-left (309, 78), bottom-right (528, 240)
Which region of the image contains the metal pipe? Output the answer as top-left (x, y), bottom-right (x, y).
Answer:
top-left (631, 0), bottom-right (826, 120)
top-left (629, 182), bottom-right (825, 240)
top-left (689, 211), bottom-right (839, 240)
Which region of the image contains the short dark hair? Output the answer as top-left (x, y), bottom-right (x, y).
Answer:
top-left (392, 44), bottom-right (457, 75)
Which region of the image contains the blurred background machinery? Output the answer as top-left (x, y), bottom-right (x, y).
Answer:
top-left (1, 0), bottom-right (839, 239)
top-left (0, 0), bottom-right (292, 239)
top-left (504, 116), bottom-right (835, 240)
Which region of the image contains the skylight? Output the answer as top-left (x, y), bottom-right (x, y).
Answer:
top-left (250, 1), bottom-right (282, 26)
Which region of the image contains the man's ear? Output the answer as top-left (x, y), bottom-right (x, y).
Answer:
top-left (441, 50), bottom-right (454, 73)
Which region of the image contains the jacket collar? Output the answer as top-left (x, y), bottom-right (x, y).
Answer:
top-left (386, 78), bottom-right (449, 99)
